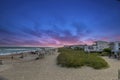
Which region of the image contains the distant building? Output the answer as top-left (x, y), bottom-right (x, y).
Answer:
top-left (64, 45), bottom-right (71, 48)
top-left (110, 41), bottom-right (120, 55)
top-left (64, 45), bottom-right (85, 49)
top-left (70, 45), bottom-right (85, 49)
top-left (84, 41), bottom-right (109, 52)
top-left (84, 45), bottom-right (97, 52)
top-left (64, 41), bottom-right (120, 55)
top-left (95, 41), bottom-right (109, 52)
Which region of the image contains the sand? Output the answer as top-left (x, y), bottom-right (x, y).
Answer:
top-left (0, 52), bottom-right (120, 80)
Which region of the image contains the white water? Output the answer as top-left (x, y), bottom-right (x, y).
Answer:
top-left (0, 47), bottom-right (42, 55)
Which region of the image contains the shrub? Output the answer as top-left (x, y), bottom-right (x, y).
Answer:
top-left (99, 48), bottom-right (112, 56)
top-left (100, 52), bottom-right (109, 56)
top-left (103, 48), bottom-right (111, 53)
top-left (74, 47), bottom-right (84, 51)
top-left (57, 48), bottom-right (109, 69)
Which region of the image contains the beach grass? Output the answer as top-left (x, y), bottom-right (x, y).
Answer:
top-left (57, 48), bottom-right (109, 69)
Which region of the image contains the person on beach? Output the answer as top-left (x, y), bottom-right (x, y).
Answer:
top-left (11, 56), bottom-right (13, 59)
top-left (20, 54), bottom-right (24, 59)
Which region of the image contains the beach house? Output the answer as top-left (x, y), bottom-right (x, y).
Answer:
top-left (84, 45), bottom-right (97, 52)
top-left (64, 41), bottom-right (120, 56)
top-left (95, 41), bottom-right (110, 52)
top-left (110, 41), bottom-right (120, 56)
top-left (84, 41), bottom-right (109, 52)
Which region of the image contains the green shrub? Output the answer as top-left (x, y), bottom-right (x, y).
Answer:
top-left (97, 48), bottom-right (112, 56)
top-left (57, 48), bottom-right (109, 69)
top-left (99, 52), bottom-right (109, 56)
top-left (74, 47), bottom-right (84, 51)
top-left (103, 48), bottom-right (111, 53)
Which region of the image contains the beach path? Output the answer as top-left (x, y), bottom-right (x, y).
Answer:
top-left (0, 52), bottom-right (120, 80)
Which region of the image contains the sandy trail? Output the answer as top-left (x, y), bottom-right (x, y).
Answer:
top-left (0, 53), bottom-right (120, 80)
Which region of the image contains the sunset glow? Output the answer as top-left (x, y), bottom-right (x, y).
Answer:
top-left (0, 0), bottom-right (120, 47)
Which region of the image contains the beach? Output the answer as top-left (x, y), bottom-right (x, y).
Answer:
top-left (0, 51), bottom-right (119, 80)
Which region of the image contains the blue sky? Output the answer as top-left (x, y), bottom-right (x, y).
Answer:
top-left (0, 0), bottom-right (120, 47)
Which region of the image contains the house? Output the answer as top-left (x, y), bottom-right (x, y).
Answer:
top-left (95, 41), bottom-right (110, 52)
top-left (84, 41), bottom-right (109, 52)
top-left (110, 41), bottom-right (120, 56)
top-left (84, 45), bottom-right (97, 52)
top-left (64, 41), bottom-right (120, 56)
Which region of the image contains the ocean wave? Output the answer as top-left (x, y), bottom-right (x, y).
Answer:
top-left (0, 47), bottom-right (42, 55)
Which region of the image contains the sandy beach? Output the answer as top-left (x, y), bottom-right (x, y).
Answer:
top-left (0, 52), bottom-right (119, 80)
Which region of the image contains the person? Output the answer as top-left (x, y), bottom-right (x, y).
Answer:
top-left (114, 54), bottom-right (117, 58)
top-left (117, 53), bottom-right (120, 60)
top-left (20, 54), bottom-right (24, 59)
top-left (11, 56), bottom-right (13, 59)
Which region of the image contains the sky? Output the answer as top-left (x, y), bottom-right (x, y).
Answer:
top-left (0, 0), bottom-right (120, 47)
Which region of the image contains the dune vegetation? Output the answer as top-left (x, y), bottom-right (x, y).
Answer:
top-left (57, 48), bottom-right (109, 69)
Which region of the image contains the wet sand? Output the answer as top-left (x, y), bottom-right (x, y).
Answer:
top-left (0, 52), bottom-right (119, 80)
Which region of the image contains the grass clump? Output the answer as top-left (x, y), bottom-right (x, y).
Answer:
top-left (57, 48), bottom-right (109, 69)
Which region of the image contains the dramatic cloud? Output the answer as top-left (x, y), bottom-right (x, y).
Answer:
top-left (0, 0), bottom-right (120, 47)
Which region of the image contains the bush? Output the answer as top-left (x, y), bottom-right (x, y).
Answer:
top-left (74, 47), bottom-right (84, 51)
top-left (99, 48), bottom-right (112, 56)
top-left (103, 48), bottom-right (111, 53)
top-left (57, 48), bottom-right (109, 69)
top-left (100, 52), bottom-right (109, 56)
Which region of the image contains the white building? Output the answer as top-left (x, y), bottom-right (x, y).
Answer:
top-left (110, 41), bottom-right (120, 55)
top-left (95, 41), bottom-right (110, 52)
top-left (84, 45), bottom-right (97, 52)
top-left (64, 41), bottom-right (120, 55)
top-left (84, 41), bottom-right (109, 52)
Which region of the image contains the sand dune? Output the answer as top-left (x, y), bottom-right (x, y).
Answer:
top-left (0, 52), bottom-right (119, 80)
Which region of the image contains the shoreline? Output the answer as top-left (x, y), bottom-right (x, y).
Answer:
top-left (0, 48), bottom-right (58, 64)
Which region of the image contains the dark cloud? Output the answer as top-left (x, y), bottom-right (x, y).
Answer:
top-left (22, 40), bottom-right (42, 45)
top-left (0, 38), bottom-right (21, 45)
top-left (0, 21), bottom-right (92, 46)
top-left (72, 22), bottom-right (92, 35)
top-left (0, 25), bottom-right (14, 35)
top-left (44, 28), bottom-right (84, 45)
top-left (0, 0), bottom-right (120, 46)
top-left (21, 26), bottom-right (42, 38)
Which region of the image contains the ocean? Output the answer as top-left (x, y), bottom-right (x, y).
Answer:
top-left (0, 47), bottom-right (43, 55)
